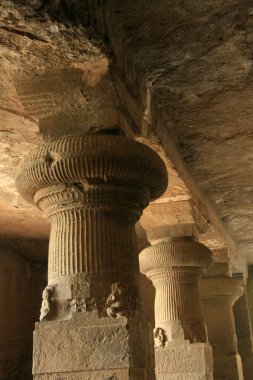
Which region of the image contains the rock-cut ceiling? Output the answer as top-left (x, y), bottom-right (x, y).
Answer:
top-left (0, 1), bottom-right (253, 272)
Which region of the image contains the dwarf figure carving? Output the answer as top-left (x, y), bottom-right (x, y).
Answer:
top-left (106, 282), bottom-right (128, 318)
top-left (40, 286), bottom-right (54, 321)
top-left (154, 327), bottom-right (166, 348)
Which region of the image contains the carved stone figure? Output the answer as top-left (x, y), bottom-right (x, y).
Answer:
top-left (106, 282), bottom-right (128, 318)
top-left (154, 327), bottom-right (166, 348)
top-left (40, 286), bottom-right (54, 321)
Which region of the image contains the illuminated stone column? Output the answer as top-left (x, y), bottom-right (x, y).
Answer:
top-left (16, 134), bottom-right (167, 379)
top-left (139, 223), bottom-right (213, 380)
top-left (201, 268), bottom-right (244, 380)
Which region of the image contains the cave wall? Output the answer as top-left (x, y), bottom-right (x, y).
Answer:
top-left (0, 248), bottom-right (46, 379)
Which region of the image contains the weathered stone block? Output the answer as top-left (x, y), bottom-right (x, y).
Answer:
top-left (34, 369), bottom-right (145, 380)
top-left (33, 312), bottom-right (154, 379)
top-left (155, 341), bottom-right (213, 380)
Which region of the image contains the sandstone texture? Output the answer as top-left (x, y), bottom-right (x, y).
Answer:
top-left (0, 1), bottom-right (253, 379)
top-left (0, 0), bottom-right (118, 261)
top-left (33, 312), bottom-right (153, 378)
top-left (0, 0), bottom-right (252, 268)
top-left (155, 342), bottom-right (213, 380)
top-left (34, 369), bottom-right (147, 380)
top-left (104, 1), bottom-right (253, 266)
top-left (15, 133), bottom-right (166, 378)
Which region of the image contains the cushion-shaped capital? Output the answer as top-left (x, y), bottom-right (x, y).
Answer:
top-left (16, 134), bottom-right (168, 204)
top-left (201, 276), bottom-right (243, 300)
top-left (139, 240), bottom-right (213, 277)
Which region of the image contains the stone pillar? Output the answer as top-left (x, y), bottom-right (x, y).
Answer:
top-left (233, 278), bottom-right (253, 380)
top-left (247, 266), bottom-right (253, 332)
top-left (201, 265), bottom-right (244, 380)
top-left (139, 223), bottom-right (213, 380)
top-left (16, 134), bottom-right (168, 379)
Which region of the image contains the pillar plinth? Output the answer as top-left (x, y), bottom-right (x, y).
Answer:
top-left (16, 134), bottom-right (168, 379)
top-left (201, 275), bottom-right (244, 380)
top-left (139, 224), bottom-right (213, 379)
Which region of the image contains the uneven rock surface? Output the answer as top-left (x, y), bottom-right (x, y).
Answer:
top-left (0, 2), bottom-right (253, 379)
top-left (0, 1), bottom-right (252, 264)
top-left (104, 1), bottom-right (253, 265)
top-left (0, 1), bottom-right (117, 260)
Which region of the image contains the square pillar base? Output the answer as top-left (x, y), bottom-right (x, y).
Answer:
top-left (155, 341), bottom-right (213, 380)
top-left (33, 311), bottom-right (155, 380)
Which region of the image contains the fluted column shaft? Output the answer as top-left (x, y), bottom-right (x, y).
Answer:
top-left (36, 185), bottom-right (143, 283)
top-left (150, 259), bottom-right (204, 338)
top-left (140, 235), bottom-right (213, 342)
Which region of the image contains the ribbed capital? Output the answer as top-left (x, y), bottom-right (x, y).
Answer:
top-left (201, 276), bottom-right (243, 302)
top-left (139, 240), bottom-right (213, 278)
top-left (16, 134), bottom-right (168, 204)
